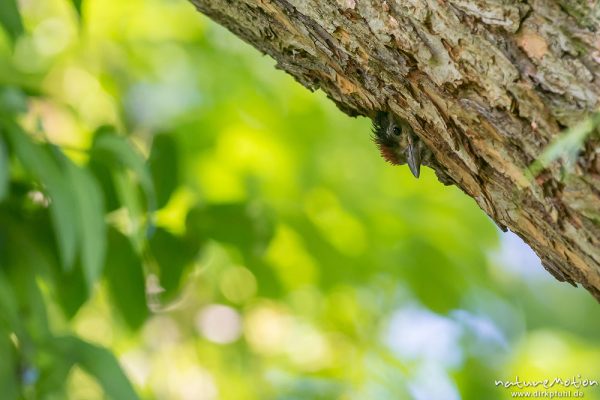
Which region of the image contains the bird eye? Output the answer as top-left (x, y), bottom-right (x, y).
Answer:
top-left (393, 126), bottom-right (402, 136)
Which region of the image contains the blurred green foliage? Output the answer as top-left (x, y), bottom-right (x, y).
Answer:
top-left (1, 0), bottom-right (600, 399)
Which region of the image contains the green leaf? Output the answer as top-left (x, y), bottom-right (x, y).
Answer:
top-left (66, 163), bottom-right (106, 289)
top-left (0, 331), bottom-right (18, 400)
top-left (19, 268), bottom-right (51, 340)
top-left (149, 228), bottom-right (197, 301)
top-left (0, 270), bottom-right (23, 400)
top-left (528, 112), bottom-right (600, 177)
top-left (92, 127), bottom-right (155, 211)
top-left (148, 133), bottom-right (178, 209)
top-left (53, 262), bottom-right (88, 319)
top-left (0, 0), bottom-right (24, 45)
top-left (104, 228), bottom-right (148, 330)
top-left (4, 125), bottom-right (78, 270)
top-left (0, 271), bottom-right (20, 334)
top-left (0, 87), bottom-right (28, 116)
top-left (88, 157), bottom-right (120, 212)
top-left (34, 333), bottom-right (75, 396)
top-left (91, 127), bottom-right (156, 248)
top-left (54, 336), bottom-right (139, 400)
top-left (186, 202), bottom-right (275, 257)
top-left (35, 350), bottom-right (73, 398)
top-left (2, 206), bottom-right (89, 320)
top-left (0, 212), bottom-right (55, 337)
top-left (112, 168), bottom-right (145, 250)
top-left (0, 134), bottom-right (9, 202)
top-left (71, 0), bottom-right (83, 16)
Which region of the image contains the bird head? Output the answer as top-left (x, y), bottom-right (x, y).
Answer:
top-left (372, 111), bottom-right (421, 178)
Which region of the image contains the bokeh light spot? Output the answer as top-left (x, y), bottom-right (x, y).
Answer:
top-left (195, 304), bottom-right (242, 344)
top-left (220, 266), bottom-right (257, 304)
top-left (245, 303), bottom-right (292, 355)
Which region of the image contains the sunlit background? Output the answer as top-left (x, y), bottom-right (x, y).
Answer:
top-left (1, 0), bottom-right (600, 399)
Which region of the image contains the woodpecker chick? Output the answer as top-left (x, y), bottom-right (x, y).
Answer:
top-left (372, 111), bottom-right (424, 178)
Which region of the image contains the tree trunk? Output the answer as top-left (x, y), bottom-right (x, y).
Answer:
top-left (189, 0), bottom-right (600, 300)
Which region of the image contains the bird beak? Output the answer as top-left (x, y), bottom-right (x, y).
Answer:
top-left (406, 138), bottom-right (421, 178)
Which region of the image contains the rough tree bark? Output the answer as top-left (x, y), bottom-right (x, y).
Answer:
top-left (189, 0), bottom-right (600, 299)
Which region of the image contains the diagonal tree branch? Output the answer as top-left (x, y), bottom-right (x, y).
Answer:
top-left (189, 0), bottom-right (600, 300)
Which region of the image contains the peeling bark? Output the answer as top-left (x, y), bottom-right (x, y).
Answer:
top-left (189, 0), bottom-right (600, 300)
